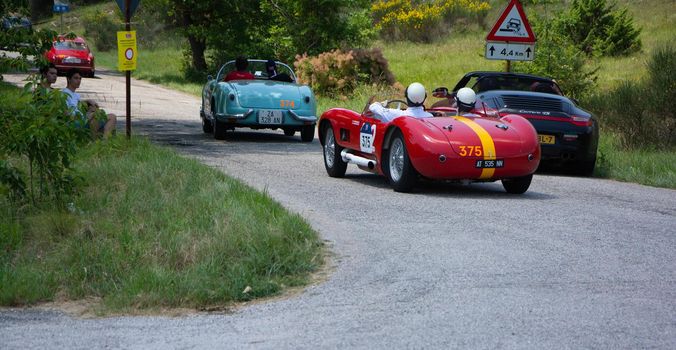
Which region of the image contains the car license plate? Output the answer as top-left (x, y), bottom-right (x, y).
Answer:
top-left (258, 110), bottom-right (282, 124)
top-left (63, 57), bottom-right (81, 64)
top-left (475, 159), bottom-right (504, 168)
top-left (538, 134), bottom-right (555, 144)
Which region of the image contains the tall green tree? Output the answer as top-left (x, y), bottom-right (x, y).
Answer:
top-left (556, 0), bottom-right (641, 56)
top-left (259, 0), bottom-right (372, 59)
top-left (143, 0), bottom-right (261, 74)
top-left (29, 0), bottom-right (52, 22)
top-left (143, 0), bottom-right (372, 75)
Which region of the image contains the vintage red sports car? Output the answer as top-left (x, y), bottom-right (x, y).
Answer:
top-left (318, 96), bottom-right (541, 193)
top-left (44, 36), bottom-right (95, 77)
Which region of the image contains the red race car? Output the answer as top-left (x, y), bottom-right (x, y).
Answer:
top-left (44, 36), bottom-right (95, 77)
top-left (318, 91), bottom-right (541, 193)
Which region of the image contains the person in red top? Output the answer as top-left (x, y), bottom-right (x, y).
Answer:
top-left (224, 56), bottom-right (255, 81)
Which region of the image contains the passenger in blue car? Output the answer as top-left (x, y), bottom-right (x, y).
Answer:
top-left (224, 56), bottom-right (255, 81)
top-left (265, 59), bottom-right (294, 83)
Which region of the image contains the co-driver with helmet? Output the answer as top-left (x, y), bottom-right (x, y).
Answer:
top-left (454, 87), bottom-right (477, 115)
top-left (368, 82), bottom-right (433, 122)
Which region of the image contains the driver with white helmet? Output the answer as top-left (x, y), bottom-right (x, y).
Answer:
top-left (369, 82), bottom-right (433, 122)
top-left (455, 87), bottom-right (477, 114)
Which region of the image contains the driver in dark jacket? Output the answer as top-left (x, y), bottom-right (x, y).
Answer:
top-left (265, 60), bottom-right (294, 83)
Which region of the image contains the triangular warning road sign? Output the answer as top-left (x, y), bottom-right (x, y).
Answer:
top-left (486, 0), bottom-right (536, 43)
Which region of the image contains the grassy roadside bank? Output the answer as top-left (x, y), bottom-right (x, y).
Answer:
top-left (0, 83), bottom-right (324, 314)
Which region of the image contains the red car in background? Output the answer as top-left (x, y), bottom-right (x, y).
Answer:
top-left (44, 36), bottom-right (95, 77)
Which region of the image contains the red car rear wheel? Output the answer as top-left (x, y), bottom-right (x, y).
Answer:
top-left (384, 130), bottom-right (417, 192)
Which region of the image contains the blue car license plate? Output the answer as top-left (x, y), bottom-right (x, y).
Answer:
top-left (475, 159), bottom-right (504, 168)
top-left (259, 110), bottom-right (282, 124)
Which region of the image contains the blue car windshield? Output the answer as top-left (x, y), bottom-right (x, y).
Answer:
top-left (219, 60), bottom-right (296, 81)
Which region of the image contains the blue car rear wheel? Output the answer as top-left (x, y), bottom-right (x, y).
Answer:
top-left (301, 125), bottom-right (315, 142)
top-left (202, 116), bottom-right (213, 133)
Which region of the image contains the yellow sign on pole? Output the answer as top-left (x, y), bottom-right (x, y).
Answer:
top-left (117, 31), bottom-right (137, 71)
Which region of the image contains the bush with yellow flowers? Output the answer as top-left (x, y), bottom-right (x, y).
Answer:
top-left (372, 0), bottom-right (491, 42)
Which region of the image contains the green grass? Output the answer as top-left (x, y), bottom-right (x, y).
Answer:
top-left (596, 132), bottom-right (676, 188)
top-left (0, 82), bottom-right (323, 312)
top-left (0, 136), bottom-right (323, 312)
top-left (380, 33), bottom-right (502, 91)
top-left (592, 0), bottom-right (676, 90)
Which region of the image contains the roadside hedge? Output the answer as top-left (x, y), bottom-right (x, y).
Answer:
top-left (294, 48), bottom-right (396, 96)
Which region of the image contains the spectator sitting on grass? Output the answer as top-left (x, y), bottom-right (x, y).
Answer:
top-left (33, 63), bottom-right (59, 104)
top-left (61, 69), bottom-right (117, 138)
top-left (40, 63), bottom-right (58, 90)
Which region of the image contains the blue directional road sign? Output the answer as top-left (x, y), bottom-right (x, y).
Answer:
top-left (115, 0), bottom-right (141, 17)
top-left (53, 0), bottom-right (70, 13)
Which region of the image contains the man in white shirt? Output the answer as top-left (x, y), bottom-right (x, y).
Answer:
top-left (61, 70), bottom-right (84, 115)
top-left (62, 69), bottom-right (117, 138)
top-left (368, 82), bottom-right (433, 122)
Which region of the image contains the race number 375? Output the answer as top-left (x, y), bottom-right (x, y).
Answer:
top-left (458, 145), bottom-right (483, 157)
top-left (360, 123), bottom-right (376, 153)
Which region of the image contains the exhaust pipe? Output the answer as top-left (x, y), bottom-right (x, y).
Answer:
top-left (341, 149), bottom-right (376, 169)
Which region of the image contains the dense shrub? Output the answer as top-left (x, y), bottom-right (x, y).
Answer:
top-left (82, 9), bottom-right (121, 52)
top-left (371, 0), bottom-right (490, 42)
top-left (294, 50), bottom-right (360, 96)
top-left (0, 28), bottom-right (87, 204)
top-left (0, 80), bottom-right (90, 204)
top-left (585, 45), bottom-right (675, 150)
top-left (0, 159), bottom-right (26, 201)
top-left (554, 0), bottom-right (641, 56)
top-left (294, 48), bottom-right (396, 96)
top-left (351, 48), bottom-right (397, 86)
top-left (513, 16), bottom-right (598, 101)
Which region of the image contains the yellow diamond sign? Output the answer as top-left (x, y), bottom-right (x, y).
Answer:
top-left (117, 31), bottom-right (137, 71)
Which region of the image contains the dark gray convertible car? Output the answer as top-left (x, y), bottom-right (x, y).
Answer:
top-left (438, 71), bottom-right (599, 175)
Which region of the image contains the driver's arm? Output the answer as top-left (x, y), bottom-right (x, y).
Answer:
top-left (368, 102), bottom-right (395, 122)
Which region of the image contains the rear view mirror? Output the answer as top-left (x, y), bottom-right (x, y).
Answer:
top-left (207, 74), bottom-right (213, 81)
top-left (432, 87), bottom-right (449, 98)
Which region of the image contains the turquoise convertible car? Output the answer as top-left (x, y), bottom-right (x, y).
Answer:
top-left (200, 59), bottom-right (317, 142)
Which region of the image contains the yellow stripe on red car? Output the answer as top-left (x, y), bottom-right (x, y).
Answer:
top-left (454, 116), bottom-right (496, 179)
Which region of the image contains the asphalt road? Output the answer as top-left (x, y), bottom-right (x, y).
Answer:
top-left (1, 69), bottom-right (675, 349)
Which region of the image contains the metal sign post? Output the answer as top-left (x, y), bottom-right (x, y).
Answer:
top-left (52, 0), bottom-right (70, 33)
top-left (125, 0), bottom-right (131, 139)
top-left (115, 0), bottom-right (140, 139)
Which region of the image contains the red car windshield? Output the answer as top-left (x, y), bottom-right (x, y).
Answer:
top-left (54, 41), bottom-right (88, 51)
